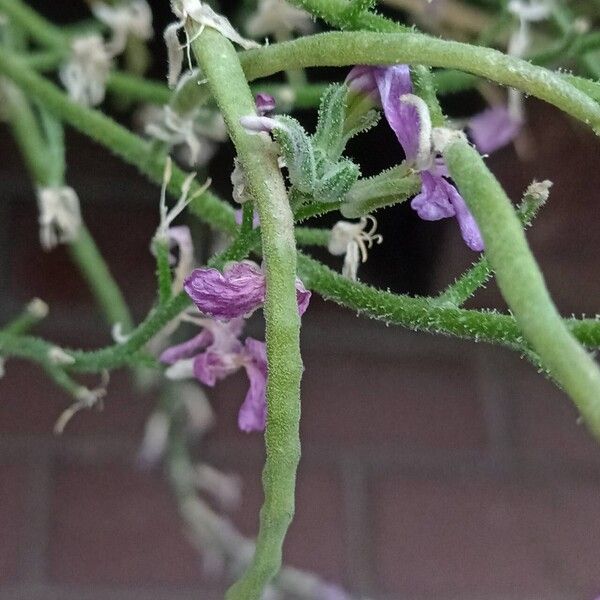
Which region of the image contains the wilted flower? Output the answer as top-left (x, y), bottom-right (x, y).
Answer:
top-left (91, 0), bottom-right (153, 56)
top-left (184, 261), bottom-right (311, 320)
top-left (161, 317), bottom-right (268, 432)
top-left (246, 0), bottom-right (315, 39)
top-left (346, 65), bottom-right (484, 251)
top-left (36, 186), bottom-right (82, 250)
top-left (59, 35), bottom-right (112, 106)
top-left (165, 0), bottom-right (259, 88)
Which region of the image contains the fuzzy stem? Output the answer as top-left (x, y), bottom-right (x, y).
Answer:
top-left (238, 31), bottom-right (600, 133)
top-left (190, 27), bottom-right (303, 599)
top-left (440, 135), bottom-right (600, 438)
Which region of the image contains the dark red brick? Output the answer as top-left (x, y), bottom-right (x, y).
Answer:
top-left (0, 362), bottom-right (156, 437)
top-left (510, 357), bottom-right (600, 465)
top-left (0, 464), bottom-right (26, 584)
top-left (372, 476), bottom-right (563, 597)
top-left (300, 351), bottom-right (486, 450)
top-left (48, 462), bottom-right (204, 585)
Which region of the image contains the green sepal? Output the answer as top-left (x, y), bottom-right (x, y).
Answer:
top-left (314, 158), bottom-right (360, 203)
top-left (341, 162), bottom-right (421, 218)
top-left (312, 84), bottom-right (348, 161)
top-left (272, 115), bottom-right (316, 195)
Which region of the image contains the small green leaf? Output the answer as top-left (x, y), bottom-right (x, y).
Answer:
top-left (314, 158), bottom-right (360, 203)
top-left (313, 84), bottom-right (348, 161)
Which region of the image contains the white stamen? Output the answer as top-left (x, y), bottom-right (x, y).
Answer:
top-left (92, 0), bottom-right (153, 56)
top-left (400, 93), bottom-right (433, 171)
top-left (27, 298), bottom-right (49, 319)
top-left (328, 216), bottom-right (382, 281)
top-left (53, 371), bottom-right (110, 434)
top-left (59, 35), bottom-right (112, 106)
top-left (144, 104), bottom-right (225, 166)
top-left (246, 0), bottom-right (315, 39)
top-left (111, 322), bottom-right (131, 344)
top-left (156, 156), bottom-right (211, 241)
top-left (47, 346), bottom-right (76, 366)
top-left (166, 0), bottom-right (259, 89)
top-left (36, 186), bottom-right (82, 251)
top-left (137, 410), bottom-right (170, 466)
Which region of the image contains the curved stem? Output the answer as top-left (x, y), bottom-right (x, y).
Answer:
top-left (441, 135), bottom-right (600, 438)
top-left (191, 27), bottom-right (303, 599)
top-left (238, 31), bottom-right (600, 133)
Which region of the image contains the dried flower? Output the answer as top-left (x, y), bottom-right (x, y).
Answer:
top-left (346, 65), bottom-right (484, 251)
top-left (59, 35), bottom-right (112, 106)
top-left (36, 186), bottom-right (82, 250)
top-left (184, 261), bottom-right (311, 320)
top-left (91, 0), bottom-right (153, 56)
top-left (165, 0), bottom-right (259, 88)
top-left (246, 0), bottom-right (315, 39)
top-left (328, 216), bottom-right (382, 281)
top-left (144, 104), bottom-right (226, 167)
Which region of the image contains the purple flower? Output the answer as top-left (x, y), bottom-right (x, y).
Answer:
top-left (255, 92), bottom-right (276, 116)
top-left (467, 105), bottom-right (522, 155)
top-left (160, 317), bottom-right (268, 432)
top-left (184, 260), bottom-right (311, 319)
top-left (346, 65), bottom-right (484, 252)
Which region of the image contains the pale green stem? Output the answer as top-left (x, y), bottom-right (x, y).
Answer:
top-left (440, 134), bottom-right (600, 438)
top-left (190, 27), bottom-right (303, 599)
top-left (238, 31), bottom-right (600, 133)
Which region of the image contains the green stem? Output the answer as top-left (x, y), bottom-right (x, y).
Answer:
top-left (440, 133), bottom-right (600, 437)
top-left (2, 299), bottom-right (48, 334)
top-left (154, 238), bottom-right (173, 306)
top-left (0, 48), bottom-right (237, 235)
top-left (238, 31), bottom-right (600, 133)
top-left (191, 27), bottom-right (303, 599)
top-left (69, 226), bottom-right (134, 331)
top-left (437, 180), bottom-right (550, 307)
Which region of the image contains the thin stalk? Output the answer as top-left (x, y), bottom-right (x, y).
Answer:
top-left (440, 134), bottom-right (600, 438)
top-left (190, 27), bottom-right (303, 599)
top-left (238, 31), bottom-right (600, 133)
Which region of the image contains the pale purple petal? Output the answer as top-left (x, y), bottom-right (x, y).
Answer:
top-left (468, 105), bottom-right (522, 154)
top-left (320, 583), bottom-right (353, 600)
top-left (193, 345), bottom-right (243, 386)
top-left (372, 65), bottom-right (420, 162)
top-left (255, 92), bottom-right (276, 116)
top-left (184, 261), bottom-right (265, 319)
top-left (239, 115), bottom-right (278, 133)
top-left (411, 171), bottom-right (456, 221)
top-left (447, 189), bottom-right (485, 252)
top-left (345, 65), bottom-right (379, 99)
top-left (160, 330), bottom-right (213, 364)
top-left (295, 277), bottom-right (311, 316)
top-left (238, 338), bottom-right (267, 432)
top-left (167, 225), bottom-right (193, 264)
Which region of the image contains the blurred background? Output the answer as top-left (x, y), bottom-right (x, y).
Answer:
top-left (1, 1), bottom-right (600, 599)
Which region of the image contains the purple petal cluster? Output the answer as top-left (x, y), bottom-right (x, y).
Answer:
top-left (160, 318), bottom-right (267, 432)
top-left (346, 65), bottom-right (485, 252)
top-left (184, 260), bottom-right (311, 319)
top-left (467, 105), bottom-right (522, 155)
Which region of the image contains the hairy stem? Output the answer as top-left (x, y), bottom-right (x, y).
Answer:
top-left (191, 27), bottom-right (303, 599)
top-left (238, 31), bottom-right (600, 133)
top-left (440, 135), bottom-right (600, 437)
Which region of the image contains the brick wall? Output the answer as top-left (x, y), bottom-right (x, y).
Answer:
top-left (2, 101), bottom-right (600, 600)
